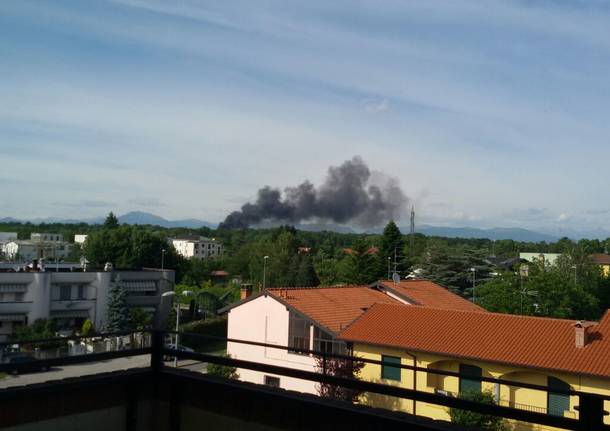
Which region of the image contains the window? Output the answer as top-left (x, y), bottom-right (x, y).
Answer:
top-left (14, 293), bottom-right (24, 302)
top-left (381, 355), bottom-right (401, 381)
top-left (264, 376), bottom-right (280, 388)
top-left (459, 364), bottom-right (482, 394)
top-left (548, 377), bottom-right (570, 416)
top-left (60, 285), bottom-right (71, 301)
top-left (288, 312), bottom-right (310, 354)
top-left (77, 285), bottom-right (85, 300)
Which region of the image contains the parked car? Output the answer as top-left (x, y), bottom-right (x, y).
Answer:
top-left (163, 344), bottom-right (195, 362)
top-left (5, 354), bottom-right (50, 375)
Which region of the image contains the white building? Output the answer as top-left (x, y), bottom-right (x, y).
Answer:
top-left (74, 234), bottom-right (88, 245)
top-left (2, 240), bottom-right (72, 262)
top-left (31, 233), bottom-right (64, 242)
top-left (171, 235), bottom-right (223, 259)
top-left (221, 280), bottom-right (483, 394)
top-left (0, 268), bottom-right (174, 341)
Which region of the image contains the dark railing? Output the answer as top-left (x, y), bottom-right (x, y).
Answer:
top-left (1, 329), bottom-right (608, 431)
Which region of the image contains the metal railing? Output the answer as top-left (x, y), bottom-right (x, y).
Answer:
top-left (0, 329), bottom-right (608, 431)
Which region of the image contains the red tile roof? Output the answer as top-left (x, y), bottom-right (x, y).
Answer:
top-left (268, 286), bottom-right (399, 333)
top-left (339, 303), bottom-right (610, 378)
top-left (378, 280), bottom-right (485, 312)
top-left (590, 254), bottom-right (610, 265)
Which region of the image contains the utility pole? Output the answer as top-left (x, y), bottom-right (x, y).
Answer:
top-left (470, 267), bottom-right (476, 303)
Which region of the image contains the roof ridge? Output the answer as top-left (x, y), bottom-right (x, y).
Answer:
top-left (368, 302), bottom-right (599, 325)
top-left (268, 284), bottom-right (369, 291)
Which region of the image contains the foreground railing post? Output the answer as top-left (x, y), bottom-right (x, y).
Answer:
top-left (576, 393), bottom-right (606, 431)
top-left (150, 329), bottom-right (164, 373)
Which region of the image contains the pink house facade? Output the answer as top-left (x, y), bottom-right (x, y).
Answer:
top-left (223, 281), bottom-right (484, 394)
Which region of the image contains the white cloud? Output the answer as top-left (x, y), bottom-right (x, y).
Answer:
top-left (363, 98), bottom-right (389, 114)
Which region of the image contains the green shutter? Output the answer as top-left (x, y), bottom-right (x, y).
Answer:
top-left (381, 355), bottom-right (401, 381)
top-left (459, 364), bottom-right (482, 394)
top-left (548, 377), bottom-right (570, 416)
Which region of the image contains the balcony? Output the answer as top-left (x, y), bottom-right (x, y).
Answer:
top-left (0, 331), bottom-right (608, 431)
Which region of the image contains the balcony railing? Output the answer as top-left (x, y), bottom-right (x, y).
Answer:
top-left (0, 330), bottom-right (608, 431)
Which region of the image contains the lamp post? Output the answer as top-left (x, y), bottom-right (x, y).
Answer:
top-left (470, 267), bottom-right (476, 303)
top-left (263, 256), bottom-right (269, 290)
top-left (162, 290), bottom-right (193, 367)
top-left (161, 249), bottom-right (166, 270)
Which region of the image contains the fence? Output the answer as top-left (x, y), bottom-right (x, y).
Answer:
top-left (1, 330), bottom-right (608, 431)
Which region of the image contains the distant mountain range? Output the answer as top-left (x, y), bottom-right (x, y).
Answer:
top-left (412, 225), bottom-right (559, 242)
top-left (0, 211), bottom-right (216, 229)
top-left (2, 212), bottom-right (606, 241)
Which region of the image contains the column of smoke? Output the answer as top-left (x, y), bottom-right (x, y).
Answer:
top-left (219, 156), bottom-right (408, 229)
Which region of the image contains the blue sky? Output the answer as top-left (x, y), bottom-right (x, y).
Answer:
top-left (2, 0), bottom-right (610, 235)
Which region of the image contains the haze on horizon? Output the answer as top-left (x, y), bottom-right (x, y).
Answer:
top-left (2, 1), bottom-right (610, 236)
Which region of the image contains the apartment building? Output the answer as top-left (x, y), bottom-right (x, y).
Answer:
top-left (30, 233), bottom-right (64, 242)
top-left (171, 235), bottom-right (223, 259)
top-left (221, 280), bottom-right (483, 394)
top-left (0, 268), bottom-right (174, 341)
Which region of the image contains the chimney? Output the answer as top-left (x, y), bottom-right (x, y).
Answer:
top-left (240, 285), bottom-right (252, 300)
top-left (574, 321), bottom-right (595, 348)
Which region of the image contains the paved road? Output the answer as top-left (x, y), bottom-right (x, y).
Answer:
top-left (0, 356), bottom-right (207, 389)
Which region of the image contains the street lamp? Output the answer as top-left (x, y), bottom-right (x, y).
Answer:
top-left (161, 249), bottom-right (166, 270)
top-left (263, 256), bottom-right (269, 290)
top-left (162, 290), bottom-right (193, 367)
top-left (470, 267), bottom-right (476, 303)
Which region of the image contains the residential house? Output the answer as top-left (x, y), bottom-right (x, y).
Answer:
top-left (590, 254), bottom-right (610, 277)
top-left (171, 235), bottom-right (223, 260)
top-left (222, 280), bottom-right (483, 394)
top-left (339, 304), bottom-right (610, 429)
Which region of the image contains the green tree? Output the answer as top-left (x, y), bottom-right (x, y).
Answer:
top-left (84, 225), bottom-right (183, 270)
top-left (295, 254), bottom-right (320, 287)
top-left (338, 239), bottom-right (379, 285)
top-left (129, 308), bottom-right (153, 330)
top-left (106, 279), bottom-right (130, 331)
top-left (449, 390), bottom-right (506, 431)
top-left (379, 220), bottom-right (405, 277)
top-left (104, 212), bottom-right (119, 229)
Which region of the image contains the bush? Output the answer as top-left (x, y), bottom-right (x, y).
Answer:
top-left (449, 390), bottom-right (506, 431)
top-left (80, 319), bottom-right (95, 336)
top-left (207, 354), bottom-right (239, 380)
top-left (179, 316), bottom-right (227, 352)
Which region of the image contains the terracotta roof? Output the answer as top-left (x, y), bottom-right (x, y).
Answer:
top-left (268, 286), bottom-right (399, 334)
top-left (378, 280), bottom-right (485, 312)
top-left (339, 303), bottom-right (610, 379)
top-left (342, 247), bottom-right (379, 256)
top-left (590, 254), bottom-right (610, 265)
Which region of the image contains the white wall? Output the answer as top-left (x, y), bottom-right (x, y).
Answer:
top-left (227, 295), bottom-right (318, 394)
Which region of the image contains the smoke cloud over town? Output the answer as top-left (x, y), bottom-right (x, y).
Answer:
top-left (220, 156), bottom-right (408, 229)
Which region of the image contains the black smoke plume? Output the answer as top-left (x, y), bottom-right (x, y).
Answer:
top-left (220, 156), bottom-right (408, 229)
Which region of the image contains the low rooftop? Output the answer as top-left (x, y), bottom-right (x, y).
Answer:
top-left (339, 303), bottom-right (610, 379)
top-left (376, 280), bottom-right (485, 312)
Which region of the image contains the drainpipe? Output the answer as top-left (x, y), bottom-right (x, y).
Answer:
top-left (404, 351), bottom-right (417, 416)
